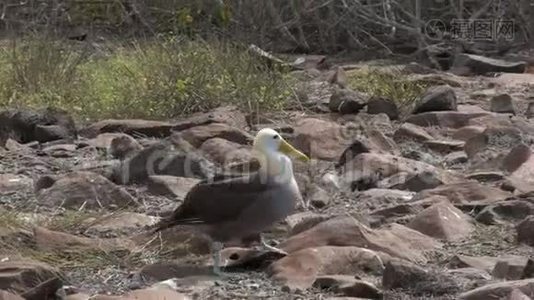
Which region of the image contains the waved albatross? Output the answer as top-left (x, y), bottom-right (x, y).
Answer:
top-left (153, 128), bottom-right (309, 275)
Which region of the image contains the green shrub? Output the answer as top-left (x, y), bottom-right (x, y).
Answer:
top-left (0, 36), bottom-right (296, 121)
top-left (0, 37), bottom-right (89, 109)
top-left (346, 67), bottom-right (430, 114)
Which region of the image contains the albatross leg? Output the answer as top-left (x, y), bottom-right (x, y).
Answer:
top-left (211, 241), bottom-right (224, 276)
top-left (259, 234), bottom-right (288, 256)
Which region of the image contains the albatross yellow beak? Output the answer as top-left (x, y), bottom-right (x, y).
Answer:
top-left (278, 139), bottom-right (310, 162)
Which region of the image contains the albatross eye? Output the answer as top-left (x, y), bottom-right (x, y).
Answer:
top-left (273, 135), bottom-right (279, 139)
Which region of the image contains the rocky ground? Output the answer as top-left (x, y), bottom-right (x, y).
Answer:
top-left (1, 52), bottom-right (534, 299)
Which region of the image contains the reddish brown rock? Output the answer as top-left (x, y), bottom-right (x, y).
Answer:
top-left (199, 137), bottom-right (254, 167)
top-left (463, 134), bottom-right (488, 159)
top-left (18, 276), bottom-right (63, 300)
top-left (370, 202), bottom-right (424, 225)
top-left (340, 153), bottom-right (463, 192)
top-left (338, 280), bottom-right (382, 299)
top-left (468, 114), bottom-right (514, 128)
top-left (172, 106), bottom-right (247, 131)
top-left (464, 126), bottom-right (523, 160)
top-left (109, 134), bottom-right (142, 159)
top-left (382, 260), bottom-right (428, 290)
top-left (3, 139), bottom-right (33, 152)
top-left (476, 200), bottom-right (534, 225)
top-left (329, 89), bottom-right (368, 114)
top-left (424, 140), bottom-right (465, 153)
top-left (502, 177), bottom-right (534, 194)
top-left (148, 275), bottom-right (217, 297)
top-left (291, 118), bottom-right (353, 161)
top-left (510, 153), bottom-right (534, 187)
top-left (492, 255), bottom-right (534, 280)
top-left (0, 291), bottom-right (24, 300)
top-left (279, 216), bottom-right (441, 264)
top-left (0, 258), bottom-right (61, 295)
top-left (447, 268), bottom-right (492, 281)
top-left (491, 94), bottom-right (516, 114)
top-left (147, 175), bottom-right (200, 200)
top-left (517, 216), bottom-right (534, 247)
top-left (466, 171), bottom-right (505, 182)
top-left (285, 212), bottom-right (332, 236)
top-left (114, 141), bottom-right (215, 184)
top-left (80, 119), bottom-right (174, 139)
top-left (137, 261), bottom-right (214, 282)
top-left (383, 260), bottom-right (460, 295)
top-left (88, 296), bottom-right (123, 300)
top-left (396, 171), bottom-right (445, 192)
top-left (367, 96), bottom-right (399, 120)
top-left (368, 194), bottom-right (447, 227)
top-left (313, 275), bottom-right (360, 290)
top-left (508, 289), bottom-right (532, 300)
top-left (218, 247), bottom-right (287, 269)
top-left (64, 294), bottom-right (91, 300)
top-left (412, 181), bottom-right (511, 205)
top-left (453, 125), bottom-right (486, 142)
top-left (41, 143), bottom-right (77, 158)
top-left (337, 129), bottom-right (398, 167)
top-left (91, 287), bottom-right (188, 300)
top-left (0, 174), bottom-right (32, 195)
top-left (413, 85), bottom-right (458, 114)
top-left (443, 151), bottom-right (468, 166)
top-left (448, 255), bottom-right (499, 273)
top-left (366, 129), bottom-right (398, 154)
top-left (37, 171), bottom-right (137, 210)
top-left (268, 246), bottom-right (386, 290)
top-left (357, 188), bottom-right (416, 211)
top-left (307, 186), bottom-right (330, 208)
top-left (452, 53), bottom-right (527, 75)
top-left (179, 123), bottom-right (253, 148)
top-left (0, 107), bottom-right (77, 144)
top-left (393, 123), bottom-right (434, 142)
top-left (314, 275), bottom-right (382, 298)
top-left (458, 104), bottom-right (489, 113)
top-left (527, 102), bottom-right (534, 119)
top-left (327, 66), bottom-right (348, 88)
top-left (87, 133), bottom-right (135, 149)
top-left (408, 201), bottom-right (474, 241)
top-left (503, 144), bottom-right (532, 173)
top-left (406, 111), bottom-right (490, 129)
top-left (459, 279), bottom-right (534, 300)
top-left (33, 226), bottom-right (132, 252)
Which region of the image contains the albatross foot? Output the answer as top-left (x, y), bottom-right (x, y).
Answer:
top-left (212, 266), bottom-right (225, 277)
top-left (210, 241), bottom-right (231, 278)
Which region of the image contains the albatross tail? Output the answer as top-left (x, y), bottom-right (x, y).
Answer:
top-left (151, 205), bottom-right (201, 234)
top-left (151, 208), bottom-right (183, 233)
top-left (151, 217), bottom-right (176, 233)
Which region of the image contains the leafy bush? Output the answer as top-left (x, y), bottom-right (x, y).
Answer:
top-left (0, 36), bottom-right (296, 120)
top-left (346, 67), bottom-right (430, 114)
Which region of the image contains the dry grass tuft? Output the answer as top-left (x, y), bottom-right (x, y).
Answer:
top-left (0, 36), bottom-right (296, 121)
top-left (0, 208), bottom-right (154, 272)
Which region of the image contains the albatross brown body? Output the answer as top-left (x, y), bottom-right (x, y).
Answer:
top-left (154, 171), bottom-right (301, 243)
top-left (152, 127), bottom-right (309, 275)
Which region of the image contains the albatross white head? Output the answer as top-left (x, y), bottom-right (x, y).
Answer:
top-left (252, 128), bottom-right (309, 181)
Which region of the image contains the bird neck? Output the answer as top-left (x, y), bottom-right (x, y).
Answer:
top-left (256, 150), bottom-right (294, 182)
